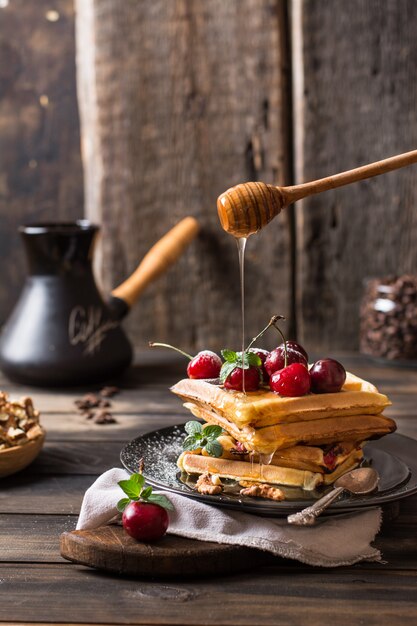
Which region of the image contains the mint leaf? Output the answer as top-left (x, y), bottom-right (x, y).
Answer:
top-left (118, 473), bottom-right (144, 499)
top-left (182, 435), bottom-right (202, 451)
top-left (185, 420), bottom-right (202, 436)
top-left (204, 440), bottom-right (223, 458)
top-left (147, 493), bottom-right (175, 511)
top-left (141, 486), bottom-right (152, 499)
top-left (117, 497), bottom-right (130, 512)
top-left (221, 349), bottom-right (237, 362)
top-left (220, 361), bottom-right (238, 383)
top-left (239, 351), bottom-right (259, 369)
top-left (246, 352), bottom-right (262, 367)
top-left (204, 424), bottom-right (223, 439)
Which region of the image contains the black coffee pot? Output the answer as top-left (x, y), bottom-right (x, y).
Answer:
top-left (0, 218), bottom-right (198, 386)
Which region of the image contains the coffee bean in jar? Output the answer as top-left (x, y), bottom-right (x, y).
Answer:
top-left (360, 275), bottom-right (417, 363)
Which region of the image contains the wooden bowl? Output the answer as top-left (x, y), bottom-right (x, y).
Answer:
top-left (0, 429), bottom-right (45, 478)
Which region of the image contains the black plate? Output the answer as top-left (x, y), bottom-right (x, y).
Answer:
top-left (120, 427), bottom-right (416, 516)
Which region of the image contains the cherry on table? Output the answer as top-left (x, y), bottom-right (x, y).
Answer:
top-left (265, 343), bottom-right (308, 377)
top-left (269, 362), bottom-right (311, 397)
top-left (310, 358), bottom-right (346, 393)
top-left (187, 350), bottom-right (222, 379)
top-left (122, 501), bottom-right (169, 542)
top-left (224, 366), bottom-right (260, 391)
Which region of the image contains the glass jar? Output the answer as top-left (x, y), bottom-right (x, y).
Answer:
top-left (360, 275), bottom-right (417, 363)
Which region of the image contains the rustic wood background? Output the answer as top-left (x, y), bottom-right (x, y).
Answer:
top-left (76, 0), bottom-right (293, 352)
top-left (0, 0), bottom-right (83, 322)
top-left (294, 0), bottom-right (417, 351)
top-left (0, 0), bottom-right (416, 355)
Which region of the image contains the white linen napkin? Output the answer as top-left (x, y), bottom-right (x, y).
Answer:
top-left (76, 468), bottom-right (382, 567)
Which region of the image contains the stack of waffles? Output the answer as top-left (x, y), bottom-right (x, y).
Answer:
top-left (172, 371), bottom-right (395, 491)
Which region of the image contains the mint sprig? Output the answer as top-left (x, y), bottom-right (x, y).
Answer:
top-left (182, 420), bottom-right (223, 457)
top-left (219, 350), bottom-right (262, 384)
top-left (117, 472), bottom-right (174, 512)
top-left (219, 315), bottom-right (287, 385)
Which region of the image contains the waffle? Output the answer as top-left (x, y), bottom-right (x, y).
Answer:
top-left (178, 445), bottom-right (364, 491)
top-left (171, 372), bottom-right (390, 429)
top-left (200, 430), bottom-right (362, 473)
top-left (185, 401), bottom-right (395, 455)
top-left (172, 369), bottom-right (395, 493)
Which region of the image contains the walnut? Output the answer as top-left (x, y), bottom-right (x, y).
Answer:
top-left (0, 392), bottom-right (41, 449)
top-left (26, 424), bottom-right (43, 440)
top-left (240, 483), bottom-right (285, 501)
top-left (196, 472), bottom-right (223, 495)
top-left (239, 480), bottom-right (261, 488)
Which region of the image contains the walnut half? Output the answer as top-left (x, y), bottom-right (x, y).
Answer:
top-left (0, 392), bottom-right (41, 448)
top-left (240, 483), bottom-right (285, 501)
top-left (196, 472), bottom-right (223, 495)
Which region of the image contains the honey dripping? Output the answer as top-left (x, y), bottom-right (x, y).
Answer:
top-left (236, 233), bottom-right (276, 466)
top-left (259, 451), bottom-right (275, 478)
top-left (236, 237), bottom-right (247, 393)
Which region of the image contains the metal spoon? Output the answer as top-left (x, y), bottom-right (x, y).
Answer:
top-left (287, 467), bottom-right (379, 526)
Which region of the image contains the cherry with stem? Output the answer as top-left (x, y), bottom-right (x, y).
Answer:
top-left (149, 342), bottom-right (193, 360)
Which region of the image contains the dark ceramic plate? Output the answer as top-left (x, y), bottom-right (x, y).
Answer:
top-left (120, 427), bottom-right (416, 516)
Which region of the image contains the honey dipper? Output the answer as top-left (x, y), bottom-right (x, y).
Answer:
top-left (217, 149), bottom-right (417, 237)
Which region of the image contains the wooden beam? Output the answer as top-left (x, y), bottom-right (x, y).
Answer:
top-left (0, 0), bottom-right (83, 325)
top-left (75, 0), bottom-right (293, 352)
top-left (293, 0), bottom-right (417, 351)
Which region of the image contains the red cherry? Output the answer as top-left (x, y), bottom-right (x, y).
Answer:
top-left (270, 363), bottom-right (311, 397)
top-left (122, 501), bottom-right (169, 542)
top-left (265, 344), bottom-right (307, 376)
top-left (187, 350), bottom-right (222, 379)
top-left (249, 348), bottom-right (270, 382)
top-left (323, 447), bottom-right (338, 471)
top-left (310, 359), bottom-right (346, 393)
top-left (285, 341), bottom-right (309, 362)
top-left (224, 366), bottom-right (260, 391)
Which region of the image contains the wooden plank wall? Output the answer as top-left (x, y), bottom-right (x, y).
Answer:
top-left (293, 0), bottom-right (417, 352)
top-left (0, 0), bottom-right (83, 324)
top-left (1, 0), bottom-right (417, 356)
top-left (75, 0), bottom-right (293, 353)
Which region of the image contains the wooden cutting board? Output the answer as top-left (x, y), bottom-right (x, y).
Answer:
top-left (60, 501), bottom-right (400, 577)
top-left (60, 525), bottom-right (274, 577)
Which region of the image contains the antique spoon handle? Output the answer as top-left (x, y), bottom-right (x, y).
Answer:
top-left (287, 486), bottom-right (345, 526)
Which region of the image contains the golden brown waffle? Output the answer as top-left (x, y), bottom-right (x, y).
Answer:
top-left (187, 402), bottom-right (395, 455)
top-left (171, 372), bottom-right (391, 429)
top-left (178, 446), bottom-right (364, 490)
top-left (199, 428), bottom-right (362, 473)
top-left (178, 451), bottom-right (324, 490)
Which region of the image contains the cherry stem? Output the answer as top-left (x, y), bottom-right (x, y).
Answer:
top-left (245, 315), bottom-right (286, 352)
top-left (149, 342), bottom-right (193, 361)
top-left (271, 318), bottom-right (288, 368)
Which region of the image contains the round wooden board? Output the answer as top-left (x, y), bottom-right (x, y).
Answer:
top-left (60, 525), bottom-right (274, 578)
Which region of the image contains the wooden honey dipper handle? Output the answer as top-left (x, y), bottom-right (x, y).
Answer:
top-left (111, 217), bottom-right (199, 308)
top-left (217, 149), bottom-right (417, 237)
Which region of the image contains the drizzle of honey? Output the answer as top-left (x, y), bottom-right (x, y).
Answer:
top-left (236, 237), bottom-right (247, 393)
top-left (235, 236), bottom-right (277, 466)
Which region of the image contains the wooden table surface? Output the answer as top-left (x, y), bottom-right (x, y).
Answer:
top-left (1, 352), bottom-right (417, 626)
